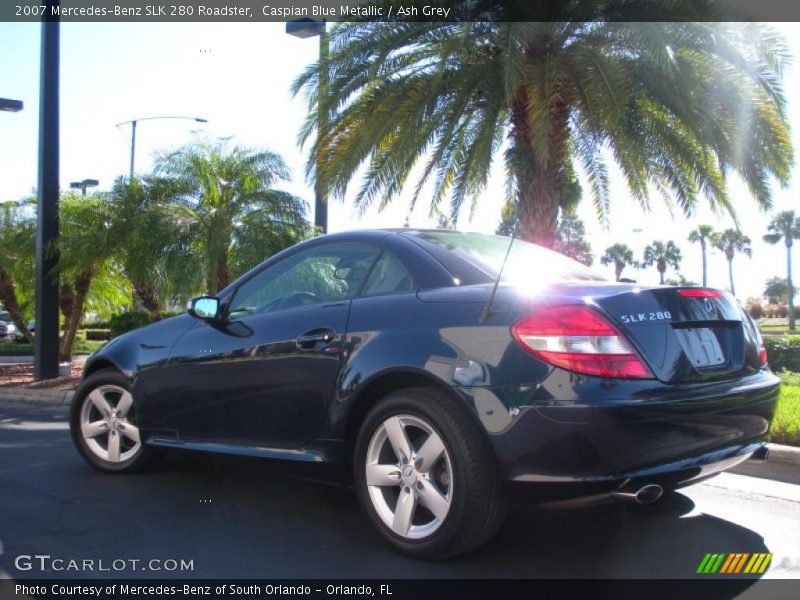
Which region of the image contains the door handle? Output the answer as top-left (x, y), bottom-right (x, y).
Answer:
top-left (296, 328), bottom-right (336, 351)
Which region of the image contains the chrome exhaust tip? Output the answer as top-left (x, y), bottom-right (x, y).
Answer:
top-left (611, 483), bottom-right (664, 505)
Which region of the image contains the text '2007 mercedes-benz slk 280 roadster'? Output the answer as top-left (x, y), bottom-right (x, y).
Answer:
top-left (70, 230), bottom-right (778, 558)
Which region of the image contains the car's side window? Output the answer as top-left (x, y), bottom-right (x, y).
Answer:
top-left (360, 251), bottom-right (414, 296)
top-left (227, 242), bottom-right (379, 318)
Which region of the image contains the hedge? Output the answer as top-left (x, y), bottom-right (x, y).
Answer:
top-left (109, 312), bottom-right (153, 338)
top-left (764, 336), bottom-right (800, 373)
top-left (85, 329), bottom-right (112, 341)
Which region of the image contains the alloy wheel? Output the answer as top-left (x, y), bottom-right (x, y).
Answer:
top-left (79, 384), bottom-right (141, 463)
top-left (365, 414), bottom-right (453, 540)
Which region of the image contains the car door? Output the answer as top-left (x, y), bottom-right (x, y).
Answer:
top-left (160, 242), bottom-right (380, 449)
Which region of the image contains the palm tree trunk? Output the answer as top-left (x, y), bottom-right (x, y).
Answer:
top-left (0, 267), bottom-right (33, 343)
top-left (787, 242), bottom-right (795, 331)
top-left (134, 281), bottom-right (162, 321)
top-left (59, 269), bottom-right (95, 361)
top-left (659, 269), bottom-right (665, 284)
top-left (700, 240), bottom-right (707, 287)
top-left (510, 90), bottom-right (568, 248)
top-left (728, 259), bottom-right (735, 297)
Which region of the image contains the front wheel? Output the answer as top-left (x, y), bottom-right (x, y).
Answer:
top-left (69, 369), bottom-right (152, 473)
top-left (354, 388), bottom-right (505, 558)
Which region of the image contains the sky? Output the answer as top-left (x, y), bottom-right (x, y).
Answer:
top-left (0, 21), bottom-right (799, 300)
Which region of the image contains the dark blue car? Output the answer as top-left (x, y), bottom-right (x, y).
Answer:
top-left (70, 230), bottom-right (778, 558)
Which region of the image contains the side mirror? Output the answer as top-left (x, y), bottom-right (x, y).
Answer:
top-left (187, 296), bottom-right (221, 321)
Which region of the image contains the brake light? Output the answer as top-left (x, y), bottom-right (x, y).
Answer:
top-left (759, 343), bottom-right (768, 365)
top-left (511, 305), bottom-right (654, 379)
top-left (677, 288), bottom-right (723, 298)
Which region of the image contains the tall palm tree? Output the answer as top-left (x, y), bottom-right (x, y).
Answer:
top-left (292, 16), bottom-right (792, 247)
top-left (763, 211), bottom-right (800, 330)
top-left (601, 243), bottom-right (636, 281)
top-left (712, 229), bottom-right (752, 297)
top-left (555, 215), bottom-right (593, 266)
top-left (155, 139), bottom-right (311, 294)
top-left (643, 241), bottom-right (682, 284)
top-left (687, 225), bottom-right (715, 287)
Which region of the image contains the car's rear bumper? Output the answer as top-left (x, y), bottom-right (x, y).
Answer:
top-left (458, 369), bottom-right (779, 501)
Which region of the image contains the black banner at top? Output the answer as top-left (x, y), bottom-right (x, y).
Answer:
top-left (3, 0), bottom-right (800, 23)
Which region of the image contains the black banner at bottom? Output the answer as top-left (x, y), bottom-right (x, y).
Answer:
top-left (1, 579), bottom-right (799, 600)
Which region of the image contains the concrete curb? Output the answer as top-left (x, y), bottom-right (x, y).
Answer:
top-left (0, 386), bottom-right (74, 406)
top-left (768, 443), bottom-right (800, 467)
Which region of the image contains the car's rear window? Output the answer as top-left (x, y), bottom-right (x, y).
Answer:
top-left (407, 231), bottom-right (607, 285)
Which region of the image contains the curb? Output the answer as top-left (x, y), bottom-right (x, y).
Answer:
top-left (0, 386), bottom-right (74, 406)
top-left (768, 443), bottom-right (800, 467)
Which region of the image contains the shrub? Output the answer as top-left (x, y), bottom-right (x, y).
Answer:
top-left (764, 304), bottom-right (788, 319)
top-left (109, 312), bottom-right (153, 338)
top-left (763, 336), bottom-right (800, 372)
top-left (747, 303), bottom-right (764, 319)
top-left (85, 329), bottom-right (112, 341)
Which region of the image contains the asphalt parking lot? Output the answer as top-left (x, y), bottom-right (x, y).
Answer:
top-left (0, 401), bottom-right (798, 586)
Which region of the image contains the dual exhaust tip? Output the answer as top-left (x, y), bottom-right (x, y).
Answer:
top-left (611, 483), bottom-right (664, 505)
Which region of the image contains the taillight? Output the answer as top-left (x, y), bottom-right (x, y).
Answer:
top-left (759, 343), bottom-right (768, 365)
top-left (677, 288), bottom-right (723, 298)
top-left (511, 305), bottom-right (654, 379)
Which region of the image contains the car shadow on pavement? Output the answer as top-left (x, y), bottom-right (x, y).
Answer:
top-left (0, 406), bottom-right (769, 589)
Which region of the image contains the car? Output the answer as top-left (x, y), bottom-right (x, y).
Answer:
top-left (0, 320), bottom-right (8, 340)
top-left (69, 229), bottom-right (779, 558)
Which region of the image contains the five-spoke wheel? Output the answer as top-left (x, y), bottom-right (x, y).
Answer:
top-left (365, 414), bottom-right (453, 539)
top-left (70, 369), bottom-right (151, 473)
top-left (355, 388), bottom-right (505, 558)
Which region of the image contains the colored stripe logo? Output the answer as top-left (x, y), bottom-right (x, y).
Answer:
top-left (697, 553), bottom-right (772, 574)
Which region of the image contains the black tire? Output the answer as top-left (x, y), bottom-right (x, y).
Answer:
top-left (69, 368), bottom-right (153, 473)
top-left (354, 387), bottom-right (506, 558)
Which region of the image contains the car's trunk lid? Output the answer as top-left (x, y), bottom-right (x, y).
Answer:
top-left (576, 284), bottom-right (761, 383)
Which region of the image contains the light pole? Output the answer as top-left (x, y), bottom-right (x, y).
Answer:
top-left (0, 98), bottom-right (24, 112)
top-left (287, 18), bottom-right (329, 234)
top-left (116, 116), bottom-right (208, 179)
top-left (35, 0), bottom-right (60, 380)
top-left (69, 178), bottom-right (99, 196)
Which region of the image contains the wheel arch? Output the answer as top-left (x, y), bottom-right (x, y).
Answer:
top-left (342, 368), bottom-right (488, 472)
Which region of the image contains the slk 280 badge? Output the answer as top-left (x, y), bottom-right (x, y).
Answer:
top-left (619, 311), bottom-right (672, 323)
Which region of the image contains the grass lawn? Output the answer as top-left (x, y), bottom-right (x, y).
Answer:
top-left (760, 325), bottom-right (796, 332)
top-left (0, 339), bottom-right (106, 356)
top-left (772, 371), bottom-right (800, 446)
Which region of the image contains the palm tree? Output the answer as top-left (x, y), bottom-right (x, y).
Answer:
top-left (601, 243), bottom-right (636, 281)
top-left (643, 241), bottom-right (682, 284)
top-left (111, 177), bottom-right (201, 319)
top-left (687, 225), bottom-right (715, 287)
top-left (555, 215), bottom-right (592, 266)
top-left (57, 193), bottom-right (123, 360)
top-left (712, 229), bottom-right (752, 297)
top-left (155, 139), bottom-right (311, 294)
top-left (292, 17), bottom-right (792, 247)
top-left (0, 200), bottom-right (35, 342)
top-left (763, 211), bottom-right (800, 330)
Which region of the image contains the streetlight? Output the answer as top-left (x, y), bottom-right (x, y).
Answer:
top-left (287, 18), bottom-right (329, 234)
top-left (116, 116), bottom-right (208, 179)
top-left (0, 98), bottom-right (24, 112)
top-left (35, 1), bottom-right (60, 380)
top-left (69, 178), bottom-right (99, 196)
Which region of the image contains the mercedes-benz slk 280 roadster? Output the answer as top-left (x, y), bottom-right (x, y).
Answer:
top-left (70, 230), bottom-right (778, 558)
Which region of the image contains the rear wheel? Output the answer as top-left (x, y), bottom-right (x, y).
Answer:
top-left (70, 369), bottom-right (152, 473)
top-left (354, 388), bottom-right (505, 558)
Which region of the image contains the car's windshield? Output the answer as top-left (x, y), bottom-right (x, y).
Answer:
top-left (411, 231), bottom-right (607, 286)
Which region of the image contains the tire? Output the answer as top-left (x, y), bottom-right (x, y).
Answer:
top-left (69, 368), bottom-right (152, 473)
top-left (354, 387), bottom-right (506, 558)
